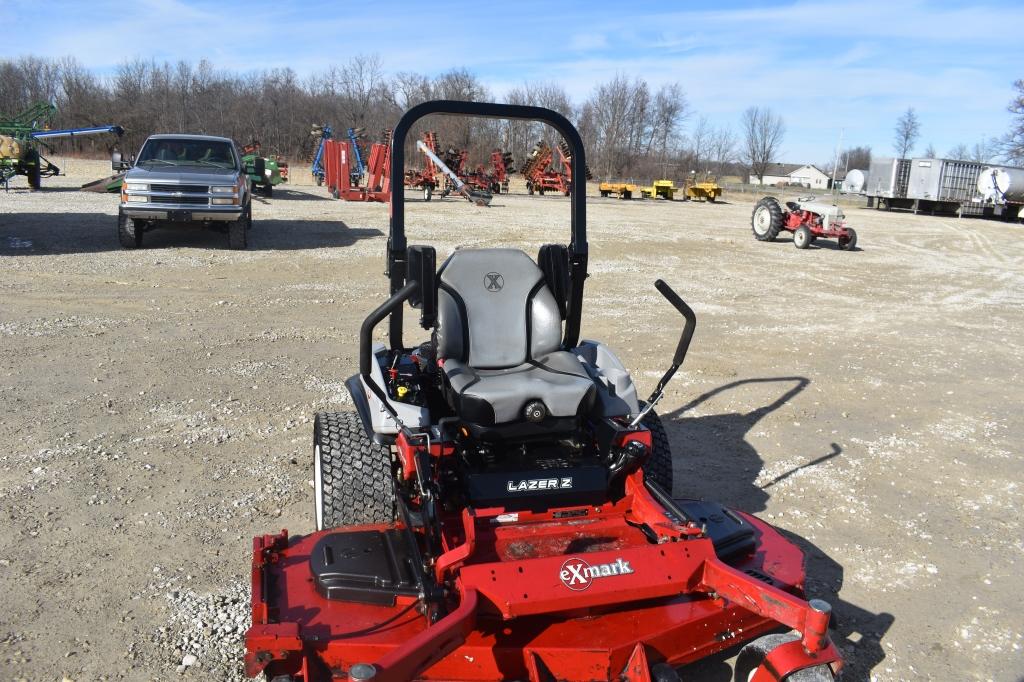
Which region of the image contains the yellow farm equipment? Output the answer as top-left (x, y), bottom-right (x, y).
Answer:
top-left (685, 176), bottom-right (723, 202)
top-left (640, 179), bottom-right (676, 200)
top-left (598, 182), bottom-right (637, 199)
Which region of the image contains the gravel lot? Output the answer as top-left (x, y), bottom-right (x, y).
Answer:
top-left (1, 160), bottom-right (1021, 681)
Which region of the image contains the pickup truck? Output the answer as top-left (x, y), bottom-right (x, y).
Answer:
top-left (114, 134), bottom-right (259, 249)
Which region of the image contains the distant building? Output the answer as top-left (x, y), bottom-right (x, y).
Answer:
top-left (749, 163), bottom-right (831, 188)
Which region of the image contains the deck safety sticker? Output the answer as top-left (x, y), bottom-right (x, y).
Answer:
top-left (559, 557), bottom-right (634, 591)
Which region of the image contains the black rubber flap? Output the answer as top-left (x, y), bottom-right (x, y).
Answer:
top-left (676, 500), bottom-right (756, 560)
top-left (310, 529), bottom-right (421, 606)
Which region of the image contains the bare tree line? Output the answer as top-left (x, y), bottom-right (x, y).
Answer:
top-left (1, 54), bottom-right (738, 181)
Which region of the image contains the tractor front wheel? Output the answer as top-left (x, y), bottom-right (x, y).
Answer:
top-left (793, 226), bottom-right (812, 249)
top-left (751, 197), bottom-right (783, 241)
top-left (314, 412), bottom-right (396, 530)
top-left (734, 633), bottom-right (835, 682)
top-left (839, 227), bottom-right (858, 251)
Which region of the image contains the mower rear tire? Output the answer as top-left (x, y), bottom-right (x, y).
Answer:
top-left (751, 197), bottom-right (783, 241)
top-left (640, 405), bottom-right (673, 493)
top-left (314, 411), bottom-right (396, 530)
top-left (839, 227), bottom-right (857, 251)
top-left (734, 633), bottom-right (835, 682)
top-left (793, 226), bottom-right (812, 249)
top-left (117, 211), bottom-right (143, 249)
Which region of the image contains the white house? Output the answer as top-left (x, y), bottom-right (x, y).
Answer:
top-left (749, 163), bottom-right (831, 188)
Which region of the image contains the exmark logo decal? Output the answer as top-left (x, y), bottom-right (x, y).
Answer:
top-left (559, 557), bottom-right (634, 591)
top-left (506, 477), bottom-right (572, 493)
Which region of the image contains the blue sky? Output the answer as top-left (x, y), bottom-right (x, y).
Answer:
top-left (7, 0), bottom-right (1023, 163)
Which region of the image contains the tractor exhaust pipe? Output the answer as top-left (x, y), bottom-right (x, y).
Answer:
top-left (416, 140), bottom-right (491, 206)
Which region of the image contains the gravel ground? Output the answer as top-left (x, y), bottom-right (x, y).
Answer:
top-left (0, 160), bottom-right (1022, 681)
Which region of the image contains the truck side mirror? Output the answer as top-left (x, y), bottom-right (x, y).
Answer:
top-left (111, 151), bottom-right (130, 171)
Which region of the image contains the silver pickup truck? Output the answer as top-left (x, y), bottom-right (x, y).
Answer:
top-left (114, 134), bottom-right (259, 249)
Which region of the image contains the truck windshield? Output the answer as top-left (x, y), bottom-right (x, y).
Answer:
top-left (137, 139), bottom-right (237, 169)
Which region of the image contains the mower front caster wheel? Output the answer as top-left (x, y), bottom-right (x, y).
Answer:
top-left (314, 412), bottom-right (397, 530)
top-left (734, 633), bottom-right (835, 682)
top-left (793, 226), bottom-right (812, 249)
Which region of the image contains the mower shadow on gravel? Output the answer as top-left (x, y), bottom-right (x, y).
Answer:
top-left (252, 188), bottom-right (332, 202)
top-left (247, 219), bottom-right (382, 251)
top-left (662, 377), bottom-right (894, 681)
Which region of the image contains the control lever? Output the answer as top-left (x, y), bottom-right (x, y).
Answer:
top-left (630, 279), bottom-right (697, 427)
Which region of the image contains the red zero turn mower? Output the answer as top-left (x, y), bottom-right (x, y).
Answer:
top-left (244, 102), bottom-right (844, 682)
top-left (751, 196), bottom-right (857, 250)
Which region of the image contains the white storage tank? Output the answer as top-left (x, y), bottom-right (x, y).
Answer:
top-left (976, 166), bottom-right (1024, 204)
top-left (842, 169), bottom-right (865, 194)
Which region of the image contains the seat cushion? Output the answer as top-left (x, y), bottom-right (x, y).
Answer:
top-left (444, 351), bottom-right (597, 425)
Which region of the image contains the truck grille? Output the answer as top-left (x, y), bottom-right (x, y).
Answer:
top-left (151, 195), bottom-right (209, 205)
top-left (151, 184), bottom-right (209, 193)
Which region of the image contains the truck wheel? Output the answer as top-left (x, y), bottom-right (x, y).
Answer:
top-left (117, 211), bottom-right (143, 249)
top-left (751, 197), bottom-right (783, 241)
top-left (734, 633), bottom-right (835, 682)
top-left (228, 210), bottom-right (248, 250)
top-left (423, 185), bottom-right (433, 202)
top-left (793, 226), bottom-right (812, 249)
top-left (839, 227), bottom-right (857, 251)
top-left (314, 412), bottom-right (396, 530)
top-left (24, 149), bottom-right (42, 190)
top-left (640, 404), bottom-right (673, 493)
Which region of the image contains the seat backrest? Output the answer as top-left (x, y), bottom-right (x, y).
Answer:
top-left (436, 248), bottom-right (562, 369)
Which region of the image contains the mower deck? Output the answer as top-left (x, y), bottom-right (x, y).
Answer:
top-left (246, 478), bottom-right (840, 682)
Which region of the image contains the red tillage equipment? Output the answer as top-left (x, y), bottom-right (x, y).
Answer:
top-left (323, 130), bottom-right (392, 203)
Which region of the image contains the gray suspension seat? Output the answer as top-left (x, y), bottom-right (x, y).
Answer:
top-left (436, 248), bottom-right (596, 428)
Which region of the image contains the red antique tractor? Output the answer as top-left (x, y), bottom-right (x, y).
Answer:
top-left (244, 102), bottom-right (844, 682)
top-left (751, 196), bottom-right (858, 250)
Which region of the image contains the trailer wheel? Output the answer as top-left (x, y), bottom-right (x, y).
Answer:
top-left (734, 633), bottom-right (835, 682)
top-left (315, 174), bottom-right (323, 187)
top-left (601, 190), bottom-right (609, 197)
top-left (24, 149), bottom-right (42, 190)
top-left (640, 404), bottom-right (673, 493)
top-left (839, 227), bottom-right (857, 251)
top-left (751, 197), bottom-right (783, 241)
top-left (314, 412), bottom-right (396, 530)
top-left (793, 226), bottom-right (812, 249)
top-left (527, 182), bottom-right (534, 195)
top-left (423, 185), bottom-right (433, 202)
top-left (117, 211), bottom-right (143, 249)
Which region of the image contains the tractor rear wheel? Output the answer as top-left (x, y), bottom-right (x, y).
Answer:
top-left (793, 226), bottom-right (812, 249)
top-left (751, 197), bottom-right (783, 241)
top-left (640, 405), bottom-right (673, 493)
top-left (117, 211), bottom-right (143, 249)
top-left (734, 633), bottom-right (835, 681)
top-left (314, 412), bottom-right (396, 530)
top-left (839, 227), bottom-right (857, 251)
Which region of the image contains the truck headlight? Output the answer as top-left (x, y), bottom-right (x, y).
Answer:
top-left (125, 182), bottom-right (148, 192)
top-left (210, 185), bottom-right (235, 193)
